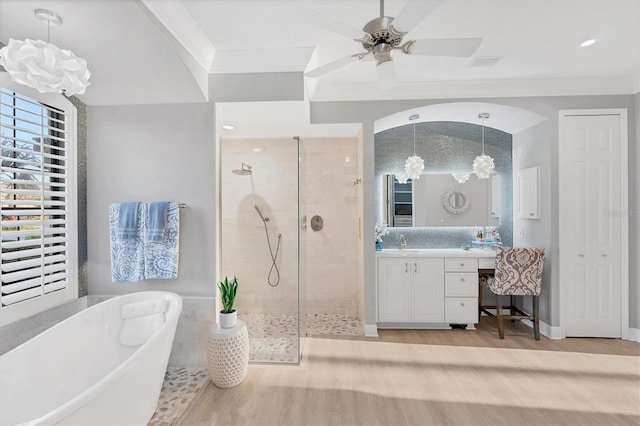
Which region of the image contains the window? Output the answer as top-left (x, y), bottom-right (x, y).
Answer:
top-left (1, 83), bottom-right (77, 326)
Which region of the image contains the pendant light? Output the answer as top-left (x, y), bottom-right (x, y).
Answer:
top-left (472, 112), bottom-right (494, 179)
top-left (0, 9), bottom-right (91, 96)
top-left (404, 114), bottom-right (424, 180)
top-left (452, 172), bottom-right (470, 184)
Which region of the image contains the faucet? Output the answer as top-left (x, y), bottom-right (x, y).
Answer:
top-left (399, 234), bottom-right (407, 250)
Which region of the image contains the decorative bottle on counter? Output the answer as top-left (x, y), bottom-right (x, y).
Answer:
top-left (375, 239), bottom-right (382, 251)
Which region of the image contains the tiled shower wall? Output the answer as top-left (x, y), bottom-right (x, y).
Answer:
top-left (303, 138), bottom-right (359, 315)
top-left (221, 137), bottom-right (360, 317)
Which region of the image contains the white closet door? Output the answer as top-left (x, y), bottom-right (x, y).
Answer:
top-left (559, 112), bottom-right (626, 338)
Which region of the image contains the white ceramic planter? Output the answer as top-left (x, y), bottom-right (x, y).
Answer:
top-left (219, 310), bottom-right (237, 329)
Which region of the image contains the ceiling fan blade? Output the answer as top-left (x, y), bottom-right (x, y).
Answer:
top-left (305, 52), bottom-right (370, 78)
top-left (390, 0), bottom-right (444, 34)
top-left (377, 60), bottom-right (398, 91)
top-left (406, 38), bottom-right (482, 57)
top-left (307, 7), bottom-right (369, 41)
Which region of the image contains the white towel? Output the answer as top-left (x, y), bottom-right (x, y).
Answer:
top-left (121, 299), bottom-right (167, 319)
top-left (119, 301), bottom-right (167, 346)
top-left (119, 313), bottom-right (165, 346)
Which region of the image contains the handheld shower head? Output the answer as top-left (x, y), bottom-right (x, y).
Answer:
top-left (232, 163), bottom-right (252, 175)
top-left (254, 205), bottom-right (269, 222)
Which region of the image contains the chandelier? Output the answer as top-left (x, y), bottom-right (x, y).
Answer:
top-left (0, 9), bottom-right (91, 96)
top-left (472, 112), bottom-right (495, 179)
top-left (396, 114), bottom-right (424, 184)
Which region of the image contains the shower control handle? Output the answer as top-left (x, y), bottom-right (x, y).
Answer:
top-left (310, 215), bottom-right (323, 232)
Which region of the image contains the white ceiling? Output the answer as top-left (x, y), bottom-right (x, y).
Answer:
top-left (1, 0), bottom-right (639, 137)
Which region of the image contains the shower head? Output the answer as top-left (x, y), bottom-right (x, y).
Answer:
top-left (232, 163), bottom-right (252, 175)
top-left (254, 205), bottom-right (269, 222)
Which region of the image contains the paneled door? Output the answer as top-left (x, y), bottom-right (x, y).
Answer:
top-left (559, 110), bottom-right (628, 338)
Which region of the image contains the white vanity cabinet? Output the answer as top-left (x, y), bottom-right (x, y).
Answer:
top-left (444, 258), bottom-right (479, 325)
top-left (377, 249), bottom-right (494, 329)
top-left (377, 257), bottom-right (444, 323)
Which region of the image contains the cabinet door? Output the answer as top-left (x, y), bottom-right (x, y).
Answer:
top-left (516, 166), bottom-right (540, 219)
top-left (377, 258), bottom-right (411, 322)
top-left (411, 258), bottom-right (444, 322)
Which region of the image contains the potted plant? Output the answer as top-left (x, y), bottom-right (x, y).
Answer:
top-left (218, 276), bottom-right (238, 328)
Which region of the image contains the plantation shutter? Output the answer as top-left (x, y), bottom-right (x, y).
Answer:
top-left (1, 88), bottom-right (72, 308)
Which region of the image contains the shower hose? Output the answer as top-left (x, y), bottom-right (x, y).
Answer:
top-left (261, 220), bottom-right (281, 287)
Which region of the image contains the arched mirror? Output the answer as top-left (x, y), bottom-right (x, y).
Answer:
top-left (443, 188), bottom-right (470, 214)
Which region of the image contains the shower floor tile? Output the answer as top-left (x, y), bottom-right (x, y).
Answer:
top-left (149, 367), bottom-right (209, 426)
top-left (240, 313), bottom-right (362, 363)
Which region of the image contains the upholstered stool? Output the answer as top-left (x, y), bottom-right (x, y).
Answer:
top-left (484, 247), bottom-right (545, 340)
top-left (207, 320), bottom-right (249, 388)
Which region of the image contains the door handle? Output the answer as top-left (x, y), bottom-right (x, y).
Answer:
top-left (405, 263), bottom-right (408, 273)
top-left (414, 263), bottom-right (417, 273)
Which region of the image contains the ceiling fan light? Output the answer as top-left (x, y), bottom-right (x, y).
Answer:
top-left (376, 56), bottom-right (397, 90)
top-left (472, 154), bottom-right (494, 179)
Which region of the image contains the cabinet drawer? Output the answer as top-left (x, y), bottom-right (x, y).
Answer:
top-left (478, 258), bottom-right (496, 269)
top-left (445, 257), bottom-right (478, 272)
top-left (445, 273), bottom-right (478, 297)
top-left (445, 298), bottom-right (478, 323)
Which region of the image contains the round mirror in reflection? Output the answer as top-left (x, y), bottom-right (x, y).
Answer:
top-left (443, 188), bottom-right (470, 214)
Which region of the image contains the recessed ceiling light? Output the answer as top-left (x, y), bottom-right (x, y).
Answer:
top-left (252, 148), bottom-right (262, 152)
top-left (221, 124), bottom-right (235, 130)
top-left (580, 39), bottom-right (596, 47)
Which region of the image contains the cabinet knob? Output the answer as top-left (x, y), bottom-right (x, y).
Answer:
top-left (460, 278), bottom-right (465, 282)
top-left (578, 254), bottom-right (585, 258)
top-left (602, 254), bottom-right (608, 257)
top-left (460, 263), bottom-right (464, 267)
top-left (460, 302), bottom-right (465, 307)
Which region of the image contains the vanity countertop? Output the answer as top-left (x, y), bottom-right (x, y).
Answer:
top-left (376, 248), bottom-right (497, 258)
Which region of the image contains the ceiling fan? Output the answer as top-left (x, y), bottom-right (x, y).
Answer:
top-left (305, 0), bottom-right (482, 88)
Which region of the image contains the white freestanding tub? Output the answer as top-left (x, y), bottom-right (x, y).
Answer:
top-left (0, 291), bottom-right (182, 426)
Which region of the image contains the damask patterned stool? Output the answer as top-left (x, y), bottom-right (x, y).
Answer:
top-left (207, 320), bottom-right (249, 388)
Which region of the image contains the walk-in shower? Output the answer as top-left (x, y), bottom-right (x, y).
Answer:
top-left (221, 135), bottom-right (362, 364)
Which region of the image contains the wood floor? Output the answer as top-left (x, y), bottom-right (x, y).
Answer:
top-left (180, 318), bottom-right (640, 426)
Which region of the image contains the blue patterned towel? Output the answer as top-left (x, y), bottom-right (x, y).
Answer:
top-left (109, 203), bottom-right (145, 283)
top-left (143, 202), bottom-right (180, 280)
top-left (116, 202), bottom-right (140, 241)
top-left (146, 201), bottom-right (169, 242)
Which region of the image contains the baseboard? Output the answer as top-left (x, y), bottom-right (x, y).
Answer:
top-left (625, 327), bottom-right (640, 342)
top-left (520, 319), bottom-right (563, 340)
top-left (364, 323), bottom-right (378, 337)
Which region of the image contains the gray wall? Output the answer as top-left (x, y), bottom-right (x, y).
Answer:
top-left (86, 103), bottom-right (216, 297)
top-left (512, 121), bottom-right (553, 322)
top-left (629, 93), bottom-right (640, 330)
top-left (310, 94), bottom-right (637, 330)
